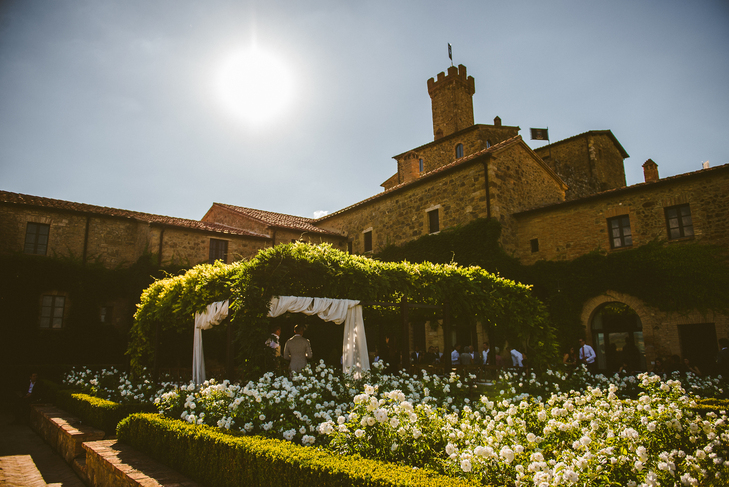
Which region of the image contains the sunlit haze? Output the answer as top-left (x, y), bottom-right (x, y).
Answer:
top-left (0, 1), bottom-right (727, 221)
top-left (216, 46), bottom-right (294, 126)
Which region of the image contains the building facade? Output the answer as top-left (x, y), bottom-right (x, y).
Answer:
top-left (2, 63), bottom-right (727, 373)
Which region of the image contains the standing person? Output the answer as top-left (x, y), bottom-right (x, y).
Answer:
top-left (451, 344), bottom-right (461, 365)
top-left (717, 338), bottom-right (729, 380)
top-left (481, 342), bottom-right (490, 366)
top-left (283, 324), bottom-right (313, 374)
top-left (460, 346), bottom-right (473, 365)
top-left (13, 372), bottom-right (42, 424)
top-left (578, 337), bottom-right (597, 374)
top-left (264, 325), bottom-right (282, 372)
top-left (511, 347), bottom-right (524, 367)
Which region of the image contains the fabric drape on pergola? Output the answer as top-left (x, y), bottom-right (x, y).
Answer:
top-left (268, 296), bottom-right (370, 377)
top-left (192, 300), bottom-right (229, 385)
top-left (191, 295), bottom-right (370, 385)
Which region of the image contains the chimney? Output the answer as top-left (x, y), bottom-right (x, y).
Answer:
top-left (642, 159), bottom-right (659, 182)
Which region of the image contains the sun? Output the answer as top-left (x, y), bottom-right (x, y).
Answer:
top-left (215, 47), bottom-right (294, 126)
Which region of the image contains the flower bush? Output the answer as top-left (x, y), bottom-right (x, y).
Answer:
top-left (62, 366), bottom-right (177, 404)
top-left (322, 374), bottom-right (729, 486)
top-left (63, 364), bottom-right (729, 485)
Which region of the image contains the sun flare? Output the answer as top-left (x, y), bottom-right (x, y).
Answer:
top-left (215, 47), bottom-right (293, 126)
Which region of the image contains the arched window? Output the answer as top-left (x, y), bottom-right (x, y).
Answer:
top-left (455, 143), bottom-right (464, 159)
top-left (486, 140), bottom-right (491, 148)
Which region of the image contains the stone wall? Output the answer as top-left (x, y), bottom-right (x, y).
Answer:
top-left (487, 143), bottom-right (566, 253)
top-left (318, 159), bottom-right (491, 255)
top-left (534, 131), bottom-right (627, 200)
top-left (387, 125), bottom-right (519, 189)
top-left (514, 165), bottom-right (729, 265)
top-left (321, 139), bottom-right (565, 256)
top-left (0, 206), bottom-right (147, 267)
top-left (580, 290), bottom-right (729, 371)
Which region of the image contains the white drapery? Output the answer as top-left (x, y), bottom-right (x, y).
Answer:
top-left (268, 296), bottom-right (370, 376)
top-left (192, 300), bottom-right (229, 386)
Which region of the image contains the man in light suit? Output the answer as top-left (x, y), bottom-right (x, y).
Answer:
top-left (283, 324), bottom-right (313, 374)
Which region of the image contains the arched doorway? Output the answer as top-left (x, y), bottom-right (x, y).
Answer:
top-left (590, 302), bottom-right (646, 373)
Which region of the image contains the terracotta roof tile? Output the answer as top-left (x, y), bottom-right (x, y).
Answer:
top-left (213, 203), bottom-right (341, 236)
top-left (514, 162), bottom-right (729, 216)
top-left (0, 190), bottom-right (269, 238)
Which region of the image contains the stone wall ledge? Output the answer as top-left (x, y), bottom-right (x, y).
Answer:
top-left (29, 404), bottom-right (106, 465)
top-left (83, 439), bottom-right (201, 487)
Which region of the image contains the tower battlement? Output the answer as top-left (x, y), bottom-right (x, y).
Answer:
top-left (427, 64), bottom-right (475, 96)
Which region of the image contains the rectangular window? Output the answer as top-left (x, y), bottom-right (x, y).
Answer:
top-left (100, 306), bottom-right (113, 324)
top-left (665, 204), bottom-right (693, 240)
top-left (428, 209), bottom-right (440, 234)
top-left (608, 215), bottom-right (632, 249)
top-left (363, 230), bottom-right (372, 252)
top-left (40, 295), bottom-right (65, 329)
top-left (530, 238), bottom-right (539, 253)
top-left (209, 239), bottom-right (228, 264)
top-left (418, 159), bottom-right (424, 172)
top-left (24, 222), bottom-right (50, 255)
top-left (347, 241), bottom-right (353, 254)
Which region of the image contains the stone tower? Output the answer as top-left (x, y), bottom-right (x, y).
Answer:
top-left (427, 64), bottom-right (475, 140)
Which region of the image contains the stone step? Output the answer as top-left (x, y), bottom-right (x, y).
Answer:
top-left (0, 454), bottom-right (48, 487)
top-left (84, 439), bottom-right (201, 487)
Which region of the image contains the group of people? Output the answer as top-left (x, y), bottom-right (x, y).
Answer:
top-left (409, 342), bottom-right (528, 368)
top-left (561, 337), bottom-right (598, 373)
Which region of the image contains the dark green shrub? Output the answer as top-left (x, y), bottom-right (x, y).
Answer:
top-left (54, 390), bottom-right (156, 435)
top-left (117, 413), bottom-right (481, 487)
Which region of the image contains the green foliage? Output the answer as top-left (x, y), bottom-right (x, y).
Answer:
top-left (0, 252), bottom-right (184, 365)
top-left (117, 413), bottom-right (480, 487)
top-left (129, 242), bottom-right (557, 377)
top-left (375, 218), bottom-right (729, 349)
top-left (54, 390), bottom-right (156, 435)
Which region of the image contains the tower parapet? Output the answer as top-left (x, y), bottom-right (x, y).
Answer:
top-left (427, 64), bottom-right (476, 140)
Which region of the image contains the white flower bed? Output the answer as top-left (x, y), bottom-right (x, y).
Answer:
top-left (63, 362), bottom-right (729, 485)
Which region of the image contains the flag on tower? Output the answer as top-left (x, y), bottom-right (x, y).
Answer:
top-left (448, 43), bottom-right (452, 61)
top-left (530, 128), bottom-right (549, 141)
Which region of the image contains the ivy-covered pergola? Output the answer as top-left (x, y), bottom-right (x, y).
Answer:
top-left (128, 243), bottom-right (557, 378)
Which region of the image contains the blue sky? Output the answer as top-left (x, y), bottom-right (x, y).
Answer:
top-left (1, 1), bottom-right (728, 220)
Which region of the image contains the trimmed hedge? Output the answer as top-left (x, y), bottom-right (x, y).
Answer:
top-left (692, 397), bottom-right (729, 415)
top-left (54, 390), bottom-right (156, 435)
top-left (117, 413), bottom-right (481, 487)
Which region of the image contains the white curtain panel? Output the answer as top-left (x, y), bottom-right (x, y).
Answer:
top-left (268, 296), bottom-right (370, 376)
top-left (192, 300), bottom-right (229, 385)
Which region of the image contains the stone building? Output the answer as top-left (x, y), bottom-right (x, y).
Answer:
top-left (2, 63), bottom-right (727, 373)
top-left (309, 64), bottom-right (729, 373)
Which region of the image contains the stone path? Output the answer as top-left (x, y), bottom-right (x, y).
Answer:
top-left (0, 402), bottom-right (84, 487)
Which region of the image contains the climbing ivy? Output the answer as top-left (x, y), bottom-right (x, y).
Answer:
top-left (375, 218), bottom-right (729, 347)
top-left (128, 242), bottom-right (556, 377)
top-left (0, 252), bottom-right (183, 366)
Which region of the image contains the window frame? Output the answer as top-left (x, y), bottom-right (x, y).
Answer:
top-left (209, 238), bottom-right (229, 264)
top-left (607, 215), bottom-right (633, 249)
top-left (24, 222), bottom-right (50, 255)
top-left (664, 204), bottom-right (694, 240)
top-left (455, 143), bottom-right (464, 159)
top-left (40, 294), bottom-right (65, 329)
top-left (427, 208), bottom-right (440, 234)
top-left (363, 230), bottom-right (373, 253)
top-left (530, 238), bottom-right (539, 253)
